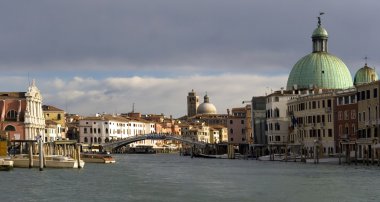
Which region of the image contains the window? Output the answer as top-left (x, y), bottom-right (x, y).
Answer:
top-left (230, 120), bottom-right (233, 124)
top-left (344, 111), bottom-right (349, 120)
top-left (84, 128), bottom-right (87, 134)
top-left (241, 120), bottom-right (244, 124)
top-left (374, 88), bottom-right (378, 98)
top-left (366, 90), bottom-right (370, 99)
top-left (57, 114), bottom-right (61, 120)
top-left (351, 110), bottom-right (356, 119)
top-left (84, 137), bottom-right (88, 143)
top-left (6, 110), bottom-right (17, 120)
top-left (230, 129), bottom-right (233, 134)
top-left (328, 129), bottom-right (332, 137)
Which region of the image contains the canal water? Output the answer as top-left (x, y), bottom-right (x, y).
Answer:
top-left (1, 154), bottom-right (380, 202)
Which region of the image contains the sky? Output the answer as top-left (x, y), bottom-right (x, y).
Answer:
top-left (0, 0), bottom-right (379, 118)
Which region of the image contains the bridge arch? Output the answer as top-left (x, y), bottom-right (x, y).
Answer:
top-left (101, 133), bottom-right (206, 152)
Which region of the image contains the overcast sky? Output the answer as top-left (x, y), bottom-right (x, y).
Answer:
top-left (0, 0), bottom-right (379, 118)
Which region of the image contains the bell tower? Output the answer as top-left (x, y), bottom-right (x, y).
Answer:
top-left (187, 89), bottom-right (199, 117)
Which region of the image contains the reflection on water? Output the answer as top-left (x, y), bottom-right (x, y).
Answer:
top-left (1, 154), bottom-right (380, 202)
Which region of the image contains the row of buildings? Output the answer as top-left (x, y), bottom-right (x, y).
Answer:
top-left (1, 16), bottom-right (380, 160)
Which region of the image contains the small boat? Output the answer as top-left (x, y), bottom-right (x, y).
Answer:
top-left (305, 157), bottom-right (345, 164)
top-left (258, 154), bottom-right (285, 161)
top-left (0, 158), bottom-right (13, 171)
top-left (81, 153), bottom-right (116, 164)
top-left (127, 145), bottom-right (156, 154)
top-left (11, 154), bottom-right (85, 168)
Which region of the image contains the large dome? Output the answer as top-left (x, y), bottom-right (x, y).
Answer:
top-left (197, 94), bottom-right (217, 114)
top-left (286, 20), bottom-right (353, 90)
top-left (287, 52), bottom-right (353, 90)
top-left (354, 64), bottom-right (378, 85)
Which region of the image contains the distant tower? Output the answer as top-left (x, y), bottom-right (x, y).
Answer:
top-left (187, 89), bottom-right (199, 117)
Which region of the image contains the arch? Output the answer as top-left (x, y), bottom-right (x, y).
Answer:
top-left (4, 125), bottom-right (16, 131)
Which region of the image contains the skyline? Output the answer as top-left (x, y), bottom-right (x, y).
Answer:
top-left (1, 1), bottom-right (379, 117)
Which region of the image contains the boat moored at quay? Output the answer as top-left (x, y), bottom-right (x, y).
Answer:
top-left (81, 153), bottom-right (116, 163)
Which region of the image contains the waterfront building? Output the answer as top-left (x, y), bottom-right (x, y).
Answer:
top-left (251, 96), bottom-right (267, 146)
top-left (227, 106), bottom-right (252, 145)
top-left (45, 120), bottom-right (59, 142)
top-left (334, 88), bottom-right (357, 159)
top-left (266, 89), bottom-right (295, 153)
top-left (288, 89), bottom-right (336, 157)
top-left (42, 105), bottom-right (66, 140)
top-left (356, 80), bottom-right (380, 160)
top-left (183, 122), bottom-right (211, 143)
top-left (0, 80), bottom-right (45, 141)
top-left (210, 125), bottom-right (228, 143)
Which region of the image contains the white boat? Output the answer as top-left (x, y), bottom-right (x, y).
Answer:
top-left (0, 158), bottom-right (13, 171)
top-left (258, 154), bottom-right (285, 161)
top-left (305, 157), bottom-right (345, 164)
top-left (81, 153), bottom-right (116, 164)
top-left (12, 154), bottom-right (85, 168)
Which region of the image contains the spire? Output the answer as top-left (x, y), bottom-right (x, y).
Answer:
top-left (312, 12), bottom-right (328, 53)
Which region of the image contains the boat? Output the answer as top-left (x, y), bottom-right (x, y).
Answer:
top-left (81, 153), bottom-right (116, 163)
top-left (127, 145), bottom-right (156, 154)
top-left (11, 154), bottom-right (85, 168)
top-left (305, 157), bottom-right (345, 164)
top-left (258, 154), bottom-right (285, 161)
top-left (0, 158), bottom-right (13, 171)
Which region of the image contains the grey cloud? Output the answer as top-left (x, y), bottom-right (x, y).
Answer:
top-left (1, 0), bottom-right (379, 76)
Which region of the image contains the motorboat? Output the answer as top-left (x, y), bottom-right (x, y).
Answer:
top-left (81, 153), bottom-right (116, 164)
top-left (0, 157), bottom-right (13, 171)
top-left (11, 154), bottom-right (85, 168)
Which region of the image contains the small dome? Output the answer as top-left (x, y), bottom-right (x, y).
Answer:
top-left (312, 26), bottom-right (328, 38)
top-left (197, 94), bottom-right (217, 114)
top-left (354, 64), bottom-right (378, 85)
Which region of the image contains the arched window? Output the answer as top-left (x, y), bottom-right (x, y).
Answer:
top-left (4, 125), bottom-right (16, 131)
top-left (105, 138), bottom-right (110, 143)
top-left (6, 110), bottom-right (18, 121)
top-left (98, 137), bottom-right (102, 143)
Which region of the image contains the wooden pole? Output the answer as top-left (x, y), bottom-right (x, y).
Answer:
top-left (355, 143), bottom-right (358, 165)
top-left (76, 144), bottom-right (82, 169)
top-left (38, 139), bottom-right (43, 171)
top-left (339, 144), bottom-right (343, 165)
top-left (28, 143), bottom-right (33, 168)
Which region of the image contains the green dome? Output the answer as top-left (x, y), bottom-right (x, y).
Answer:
top-left (287, 52), bottom-right (353, 90)
top-left (286, 20), bottom-right (353, 90)
top-left (354, 65), bottom-right (378, 85)
top-left (312, 26), bottom-right (328, 38)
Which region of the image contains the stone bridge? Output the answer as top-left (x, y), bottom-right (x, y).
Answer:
top-left (101, 133), bottom-right (206, 152)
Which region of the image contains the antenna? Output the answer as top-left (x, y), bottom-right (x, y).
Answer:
top-left (364, 56), bottom-right (369, 66)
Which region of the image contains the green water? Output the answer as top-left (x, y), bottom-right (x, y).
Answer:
top-left (1, 154), bottom-right (379, 202)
